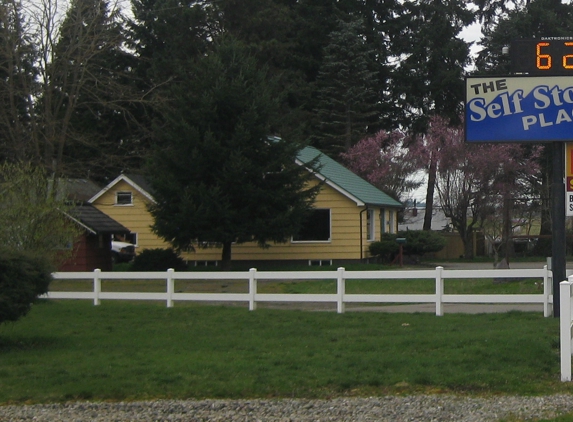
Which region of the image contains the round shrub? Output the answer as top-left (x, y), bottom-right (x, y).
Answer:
top-left (369, 233), bottom-right (399, 262)
top-left (130, 248), bottom-right (188, 271)
top-left (399, 230), bottom-right (447, 256)
top-left (0, 249), bottom-right (53, 325)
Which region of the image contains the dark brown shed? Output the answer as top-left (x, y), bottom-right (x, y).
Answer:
top-left (58, 204), bottom-right (131, 272)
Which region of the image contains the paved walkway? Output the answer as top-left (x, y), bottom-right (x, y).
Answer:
top-left (346, 303), bottom-right (545, 314)
top-left (425, 259), bottom-right (559, 269)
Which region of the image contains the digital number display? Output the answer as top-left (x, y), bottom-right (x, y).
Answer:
top-left (510, 38), bottom-right (573, 75)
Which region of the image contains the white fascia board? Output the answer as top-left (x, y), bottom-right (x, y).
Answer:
top-left (296, 158), bottom-right (365, 207)
top-left (88, 174), bottom-right (156, 204)
top-left (63, 212), bottom-right (97, 235)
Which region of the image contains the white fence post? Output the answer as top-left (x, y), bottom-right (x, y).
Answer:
top-left (93, 268), bottom-right (101, 306)
top-left (543, 265), bottom-right (551, 317)
top-left (166, 268), bottom-right (174, 308)
top-left (560, 279), bottom-right (573, 381)
top-left (337, 267), bottom-right (345, 314)
top-left (249, 268), bottom-right (257, 311)
top-left (435, 266), bottom-right (444, 316)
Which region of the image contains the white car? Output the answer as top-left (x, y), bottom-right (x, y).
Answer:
top-left (111, 241), bottom-right (136, 263)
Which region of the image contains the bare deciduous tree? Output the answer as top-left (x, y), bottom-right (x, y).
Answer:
top-left (0, 0), bottom-right (155, 181)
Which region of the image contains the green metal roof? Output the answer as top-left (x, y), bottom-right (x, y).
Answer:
top-left (296, 146), bottom-right (403, 208)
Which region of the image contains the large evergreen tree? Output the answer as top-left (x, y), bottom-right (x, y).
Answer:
top-left (128, 0), bottom-right (209, 82)
top-left (147, 38), bottom-right (320, 269)
top-left (0, 0), bottom-right (36, 163)
top-left (313, 17), bottom-right (382, 156)
top-left (389, 0), bottom-right (474, 132)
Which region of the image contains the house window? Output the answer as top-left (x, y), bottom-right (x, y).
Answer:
top-left (293, 209), bottom-right (331, 242)
top-left (389, 210), bottom-right (396, 234)
top-left (126, 232), bottom-right (138, 246)
top-left (116, 191), bottom-right (133, 205)
top-left (113, 233), bottom-right (137, 246)
top-left (366, 209), bottom-right (375, 241)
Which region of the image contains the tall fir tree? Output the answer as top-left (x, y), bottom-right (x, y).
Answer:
top-left (312, 17), bottom-right (382, 156)
top-left (147, 38), bottom-right (320, 269)
top-left (128, 0), bottom-right (209, 82)
top-left (0, 0), bottom-right (37, 163)
top-left (389, 0), bottom-right (474, 133)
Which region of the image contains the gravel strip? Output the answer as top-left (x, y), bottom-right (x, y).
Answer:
top-left (2, 395), bottom-right (573, 421)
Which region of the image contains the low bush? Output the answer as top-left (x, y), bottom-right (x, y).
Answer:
top-left (130, 248), bottom-right (188, 271)
top-left (399, 230), bottom-right (446, 256)
top-left (368, 233), bottom-right (399, 262)
top-left (369, 230), bottom-right (446, 263)
top-left (0, 249), bottom-right (53, 324)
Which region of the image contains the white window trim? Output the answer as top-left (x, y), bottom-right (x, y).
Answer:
top-left (389, 210), bottom-right (396, 234)
top-left (115, 191), bottom-right (134, 206)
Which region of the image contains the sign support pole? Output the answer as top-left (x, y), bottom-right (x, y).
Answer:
top-left (552, 141), bottom-right (566, 317)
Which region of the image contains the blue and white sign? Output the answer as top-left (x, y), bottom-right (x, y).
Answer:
top-left (465, 76), bottom-right (573, 142)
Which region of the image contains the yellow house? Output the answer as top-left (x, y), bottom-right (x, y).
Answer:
top-left (89, 146), bottom-right (402, 266)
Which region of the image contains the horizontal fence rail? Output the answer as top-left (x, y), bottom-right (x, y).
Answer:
top-left (45, 266), bottom-right (553, 317)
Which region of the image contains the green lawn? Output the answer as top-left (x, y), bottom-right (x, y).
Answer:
top-left (0, 300), bottom-right (570, 405)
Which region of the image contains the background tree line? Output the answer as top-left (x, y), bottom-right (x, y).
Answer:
top-left (0, 0), bottom-right (476, 179)
top-left (1, 0), bottom-right (572, 264)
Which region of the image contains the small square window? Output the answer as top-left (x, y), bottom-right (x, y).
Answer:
top-left (116, 191), bottom-right (133, 205)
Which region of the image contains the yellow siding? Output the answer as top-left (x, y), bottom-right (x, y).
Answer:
top-left (184, 180), bottom-right (383, 262)
top-left (92, 178), bottom-right (399, 263)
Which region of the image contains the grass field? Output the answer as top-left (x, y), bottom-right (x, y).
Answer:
top-left (0, 299), bottom-right (571, 406)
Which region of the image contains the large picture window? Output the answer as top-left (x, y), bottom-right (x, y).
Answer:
top-left (293, 209), bottom-right (331, 242)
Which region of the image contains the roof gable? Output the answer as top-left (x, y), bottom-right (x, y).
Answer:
top-left (88, 174), bottom-right (155, 204)
top-left (296, 146), bottom-right (402, 208)
top-left (89, 147), bottom-right (402, 209)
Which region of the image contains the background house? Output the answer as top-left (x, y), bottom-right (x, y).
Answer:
top-left (88, 174), bottom-right (168, 253)
top-left (89, 147), bottom-right (403, 266)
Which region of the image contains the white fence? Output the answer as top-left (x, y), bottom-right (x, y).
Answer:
top-left (46, 266), bottom-right (553, 317)
top-left (561, 277), bottom-right (573, 381)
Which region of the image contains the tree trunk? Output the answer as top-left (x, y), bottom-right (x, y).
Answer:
top-left (533, 148), bottom-right (552, 256)
top-left (501, 191), bottom-right (514, 264)
top-left (462, 229), bottom-right (475, 259)
top-left (423, 152), bottom-right (437, 230)
top-left (221, 241), bottom-right (232, 270)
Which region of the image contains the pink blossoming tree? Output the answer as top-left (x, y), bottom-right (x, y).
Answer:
top-left (343, 115), bottom-right (541, 259)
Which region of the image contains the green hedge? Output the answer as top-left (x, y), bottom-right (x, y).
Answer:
top-left (130, 248), bottom-right (188, 271)
top-left (369, 230), bottom-right (446, 262)
top-left (0, 250), bottom-right (52, 324)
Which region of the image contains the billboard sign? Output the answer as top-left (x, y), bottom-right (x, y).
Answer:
top-left (465, 75), bottom-right (573, 142)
